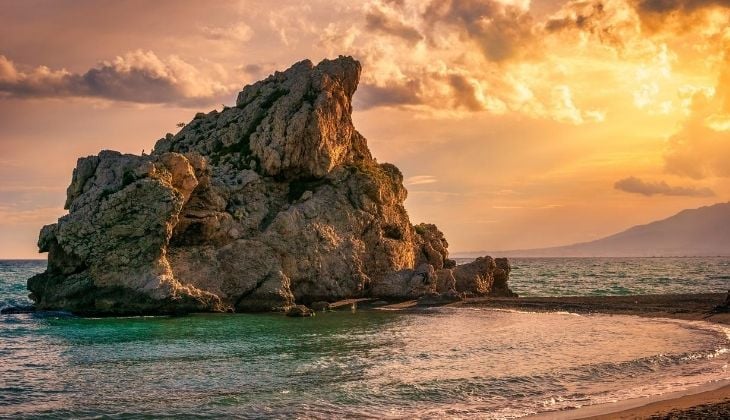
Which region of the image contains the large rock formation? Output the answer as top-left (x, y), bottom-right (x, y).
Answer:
top-left (28, 56), bottom-right (514, 315)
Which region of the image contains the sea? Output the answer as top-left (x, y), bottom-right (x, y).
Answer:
top-left (1, 258), bottom-right (729, 419)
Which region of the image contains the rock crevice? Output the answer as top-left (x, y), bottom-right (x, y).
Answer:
top-left (28, 56), bottom-right (515, 315)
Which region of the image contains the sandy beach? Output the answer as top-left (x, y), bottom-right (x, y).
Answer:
top-left (458, 293), bottom-right (730, 418)
top-left (525, 382), bottom-right (730, 419)
top-left (585, 383), bottom-right (730, 419)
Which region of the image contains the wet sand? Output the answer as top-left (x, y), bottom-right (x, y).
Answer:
top-left (461, 293), bottom-right (730, 418)
top-left (459, 293), bottom-right (730, 324)
top-left (584, 383), bottom-right (730, 419)
top-left (526, 382), bottom-right (730, 419)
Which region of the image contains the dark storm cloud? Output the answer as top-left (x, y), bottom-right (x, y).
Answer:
top-left (614, 176), bottom-right (715, 196)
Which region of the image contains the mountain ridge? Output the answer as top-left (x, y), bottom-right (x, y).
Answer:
top-left (456, 202), bottom-right (730, 258)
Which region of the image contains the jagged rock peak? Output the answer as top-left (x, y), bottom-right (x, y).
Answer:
top-left (153, 55), bottom-right (369, 180)
top-left (28, 56), bottom-right (514, 316)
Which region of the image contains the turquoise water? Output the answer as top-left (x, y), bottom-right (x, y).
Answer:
top-left (1, 259), bottom-right (729, 418)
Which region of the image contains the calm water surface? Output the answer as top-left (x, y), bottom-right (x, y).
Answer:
top-left (1, 259), bottom-right (729, 418)
top-left (458, 257), bottom-right (730, 296)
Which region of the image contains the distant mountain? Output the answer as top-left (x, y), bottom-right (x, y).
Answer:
top-left (461, 202), bottom-right (730, 257)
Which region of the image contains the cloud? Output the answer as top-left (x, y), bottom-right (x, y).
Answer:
top-left (448, 74), bottom-right (484, 111)
top-left (635, 0), bottom-right (730, 14)
top-left (423, 0), bottom-right (535, 62)
top-left (663, 53), bottom-right (730, 179)
top-left (364, 5), bottom-right (423, 43)
top-left (355, 80), bottom-right (423, 109)
top-left (0, 56), bottom-right (18, 82)
top-left (314, 0), bottom-right (615, 121)
top-left (614, 176), bottom-right (715, 196)
top-left (238, 63), bottom-right (264, 74)
top-left (235, 62), bottom-right (278, 81)
top-left (201, 23), bottom-right (254, 43)
top-left (663, 95), bottom-right (730, 178)
top-left (267, 4), bottom-right (316, 46)
top-left (545, 2), bottom-right (606, 32)
top-left (551, 85), bottom-right (606, 124)
top-left (545, 0), bottom-right (633, 46)
top-left (315, 0), bottom-right (720, 126)
top-left (0, 205), bottom-right (64, 225)
top-left (355, 71), bottom-right (507, 113)
top-left (0, 50), bottom-right (232, 106)
top-left (404, 175), bottom-right (437, 185)
top-left (632, 0), bottom-right (730, 30)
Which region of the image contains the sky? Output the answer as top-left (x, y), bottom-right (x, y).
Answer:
top-left (1, 0), bottom-right (729, 258)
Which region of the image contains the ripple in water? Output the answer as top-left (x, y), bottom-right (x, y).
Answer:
top-left (1, 259), bottom-right (729, 418)
top-left (1, 308), bottom-right (728, 418)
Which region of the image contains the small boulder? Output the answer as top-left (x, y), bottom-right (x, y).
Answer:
top-left (310, 301), bottom-right (331, 311)
top-left (285, 304), bottom-right (314, 317)
top-left (453, 256), bottom-right (495, 295)
top-left (435, 268), bottom-right (456, 294)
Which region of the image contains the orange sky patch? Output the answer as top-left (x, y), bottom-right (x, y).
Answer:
top-left (0, 0), bottom-right (728, 257)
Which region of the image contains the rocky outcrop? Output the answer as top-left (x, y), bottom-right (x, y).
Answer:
top-left (453, 257), bottom-right (514, 297)
top-left (28, 56), bottom-right (514, 315)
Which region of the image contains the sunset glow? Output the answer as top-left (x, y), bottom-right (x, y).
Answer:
top-left (1, 0), bottom-right (729, 257)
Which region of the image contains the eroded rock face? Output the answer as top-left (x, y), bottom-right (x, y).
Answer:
top-left (28, 56), bottom-right (513, 315)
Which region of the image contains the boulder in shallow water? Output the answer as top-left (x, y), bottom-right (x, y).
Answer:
top-left (27, 56), bottom-right (514, 315)
top-left (286, 304), bottom-right (314, 317)
top-left (452, 256), bottom-right (517, 297)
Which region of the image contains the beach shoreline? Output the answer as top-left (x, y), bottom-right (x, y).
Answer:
top-left (526, 381), bottom-right (730, 419)
top-left (3, 291), bottom-right (728, 418)
top-left (453, 293), bottom-right (730, 419)
top-left (458, 292), bottom-right (730, 325)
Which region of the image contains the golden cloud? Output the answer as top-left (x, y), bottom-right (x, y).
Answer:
top-left (664, 51), bottom-right (730, 178)
top-left (0, 50), bottom-right (233, 106)
top-left (614, 176), bottom-right (715, 196)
